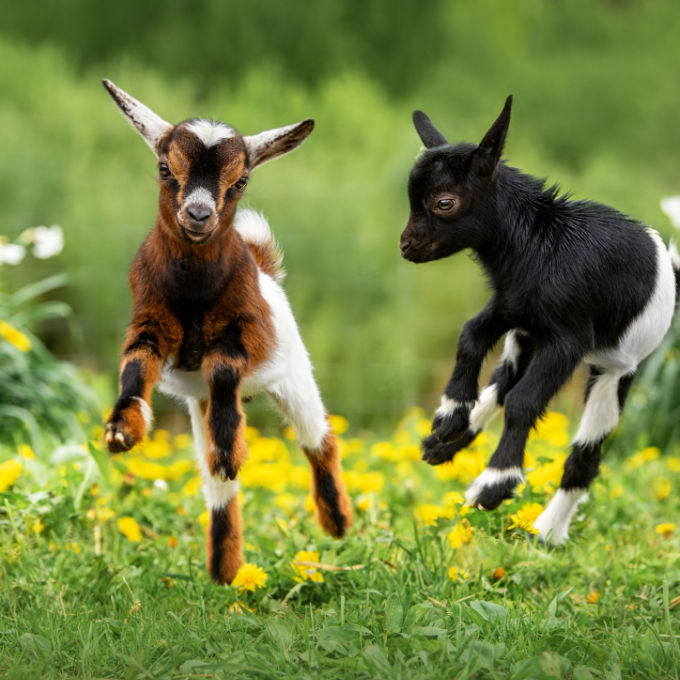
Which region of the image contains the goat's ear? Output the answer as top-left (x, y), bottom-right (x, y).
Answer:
top-left (102, 79), bottom-right (173, 156)
top-left (244, 119), bottom-right (315, 169)
top-left (412, 110), bottom-right (448, 148)
top-left (472, 95), bottom-right (512, 179)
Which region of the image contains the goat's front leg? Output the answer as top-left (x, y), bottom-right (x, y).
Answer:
top-left (423, 298), bottom-right (509, 463)
top-left (105, 320), bottom-right (171, 452)
top-left (465, 342), bottom-right (581, 510)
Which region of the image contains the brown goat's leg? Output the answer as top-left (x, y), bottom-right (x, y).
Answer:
top-left (303, 431), bottom-right (353, 538)
top-left (206, 494), bottom-right (243, 584)
top-left (105, 320), bottom-right (172, 453)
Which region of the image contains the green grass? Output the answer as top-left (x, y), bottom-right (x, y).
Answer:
top-left (1, 409), bottom-right (679, 679)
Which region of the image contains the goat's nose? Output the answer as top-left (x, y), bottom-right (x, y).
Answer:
top-left (186, 205), bottom-right (211, 224)
top-left (400, 238), bottom-right (412, 253)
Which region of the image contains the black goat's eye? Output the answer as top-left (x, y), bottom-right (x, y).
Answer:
top-left (436, 198), bottom-right (455, 211)
top-left (159, 162), bottom-right (171, 179)
top-left (234, 176), bottom-right (248, 191)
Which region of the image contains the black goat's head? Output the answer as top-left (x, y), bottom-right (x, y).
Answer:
top-left (400, 96), bottom-right (512, 263)
top-left (103, 79), bottom-right (313, 246)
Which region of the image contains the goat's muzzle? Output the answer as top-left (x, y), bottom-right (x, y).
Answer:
top-left (177, 202), bottom-right (218, 243)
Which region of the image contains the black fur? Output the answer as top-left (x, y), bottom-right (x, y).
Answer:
top-left (111, 360), bottom-right (143, 416)
top-left (314, 468), bottom-right (347, 537)
top-left (209, 505), bottom-right (231, 580)
top-left (209, 366), bottom-right (242, 479)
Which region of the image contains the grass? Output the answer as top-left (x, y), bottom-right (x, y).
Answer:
top-left (1, 409), bottom-right (679, 679)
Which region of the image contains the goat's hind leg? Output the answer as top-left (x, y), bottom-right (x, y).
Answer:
top-left (187, 396), bottom-right (244, 584)
top-left (268, 380), bottom-right (352, 539)
top-left (423, 330), bottom-right (534, 465)
top-left (533, 366), bottom-right (635, 545)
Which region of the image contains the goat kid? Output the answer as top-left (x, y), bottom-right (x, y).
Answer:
top-left (102, 80), bottom-right (352, 583)
top-left (400, 96), bottom-right (680, 545)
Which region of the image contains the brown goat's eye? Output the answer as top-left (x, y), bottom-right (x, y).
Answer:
top-left (158, 162), bottom-right (172, 179)
top-left (436, 198), bottom-right (455, 211)
top-left (234, 176), bottom-right (248, 191)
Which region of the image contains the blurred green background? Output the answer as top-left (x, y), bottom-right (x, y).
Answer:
top-left (2, 0), bottom-right (680, 429)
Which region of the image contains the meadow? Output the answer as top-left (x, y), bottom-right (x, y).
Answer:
top-left (2, 1), bottom-right (680, 677)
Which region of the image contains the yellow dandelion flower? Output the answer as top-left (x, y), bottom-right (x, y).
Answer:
top-left (666, 457), bottom-right (680, 473)
top-left (609, 483), bottom-right (624, 500)
top-left (198, 510), bottom-right (210, 527)
top-left (507, 502), bottom-right (543, 534)
top-left (0, 459), bottom-right (23, 492)
top-left (117, 516), bottom-right (142, 542)
top-left (586, 590), bottom-right (600, 604)
top-left (652, 477), bottom-right (671, 501)
top-left (448, 521), bottom-right (474, 548)
top-left (98, 507), bottom-right (115, 521)
top-left (304, 494), bottom-right (316, 514)
top-left (292, 550), bottom-right (324, 583)
top-left (328, 414), bottom-right (349, 435)
top-left (347, 438), bottom-right (364, 455)
top-left (173, 433), bottom-right (192, 450)
top-left (530, 411), bottom-right (569, 447)
top-left (416, 503), bottom-right (454, 526)
top-left (655, 522), bottom-right (676, 536)
top-left (526, 457), bottom-right (566, 492)
top-left (282, 425), bottom-right (296, 441)
top-left (626, 446), bottom-right (660, 469)
top-left (231, 563), bottom-right (267, 591)
top-left (0, 320), bottom-right (31, 352)
top-left (275, 493), bottom-right (298, 514)
top-left (358, 472), bottom-right (384, 494)
top-left (32, 519), bottom-right (45, 534)
top-left (18, 445), bottom-right (35, 460)
top-left (182, 476), bottom-right (202, 497)
top-left (356, 495), bottom-right (372, 511)
top-left (448, 566), bottom-right (468, 582)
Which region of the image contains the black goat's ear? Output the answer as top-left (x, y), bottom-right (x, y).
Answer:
top-left (472, 95), bottom-right (513, 179)
top-left (413, 110), bottom-right (448, 148)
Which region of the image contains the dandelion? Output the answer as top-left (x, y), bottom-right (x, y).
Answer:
top-left (652, 477), bottom-right (671, 501)
top-left (0, 321), bottom-right (31, 352)
top-left (356, 495), bottom-right (372, 512)
top-left (18, 445), bottom-right (35, 460)
top-left (655, 522), bottom-right (676, 536)
top-left (0, 459), bottom-right (23, 492)
top-left (32, 519), bottom-right (45, 535)
top-left (416, 503), bottom-right (454, 526)
top-left (507, 502), bottom-right (543, 534)
top-left (448, 521), bottom-right (474, 548)
top-left (329, 414), bottom-right (349, 435)
top-left (586, 590), bottom-right (601, 604)
top-left (117, 516), bottom-right (142, 542)
top-left (173, 433), bottom-right (192, 450)
top-left (198, 510), bottom-right (210, 527)
top-left (231, 563), bottom-right (268, 591)
top-left (292, 550), bottom-right (324, 583)
top-left (448, 566), bottom-right (469, 582)
top-left (358, 472), bottom-right (384, 494)
top-left (609, 483), bottom-right (624, 500)
top-left (182, 476), bottom-right (202, 497)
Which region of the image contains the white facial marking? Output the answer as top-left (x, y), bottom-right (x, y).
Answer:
top-left (469, 384), bottom-right (500, 432)
top-left (465, 466), bottom-right (524, 507)
top-left (187, 120), bottom-right (236, 148)
top-left (533, 488), bottom-right (587, 546)
top-left (132, 396), bottom-right (153, 428)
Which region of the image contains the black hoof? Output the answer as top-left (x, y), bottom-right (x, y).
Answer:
top-left (421, 430), bottom-right (478, 465)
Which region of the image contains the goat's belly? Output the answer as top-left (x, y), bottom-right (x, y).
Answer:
top-left (158, 364), bottom-right (208, 401)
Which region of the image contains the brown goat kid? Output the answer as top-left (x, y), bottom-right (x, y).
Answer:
top-left (102, 80), bottom-right (352, 583)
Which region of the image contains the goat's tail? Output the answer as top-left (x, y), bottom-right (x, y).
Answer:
top-left (234, 209), bottom-right (285, 283)
top-left (670, 239), bottom-right (680, 304)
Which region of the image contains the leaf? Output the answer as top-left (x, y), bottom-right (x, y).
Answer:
top-left (384, 593), bottom-right (403, 634)
top-left (468, 600), bottom-right (509, 623)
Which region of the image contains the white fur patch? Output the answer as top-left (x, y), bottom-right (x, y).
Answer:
top-left (465, 466), bottom-right (524, 507)
top-left (469, 384), bottom-right (500, 432)
top-left (572, 371), bottom-right (622, 445)
top-left (533, 488), bottom-right (587, 546)
top-left (183, 187), bottom-right (216, 211)
top-left (187, 119), bottom-right (236, 148)
top-left (244, 271), bottom-right (329, 450)
top-left (502, 329), bottom-right (523, 372)
top-left (436, 396), bottom-right (474, 419)
top-left (234, 209), bottom-right (274, 246)
top-left (132, 396), bottom-right (153, 428)
top-left (669, 239), bottom-right (680, 272)
top-left (585, 230), bottom-right (676, 372)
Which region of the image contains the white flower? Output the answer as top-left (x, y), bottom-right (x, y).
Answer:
top-left (153, 478), bottom-right (169, 491)
top-left (0, 242), bottom-right (26, 265)
top-left (32, 225), bottom-right (64, 259)
top-left (660, 196), bottom-right (680, 230)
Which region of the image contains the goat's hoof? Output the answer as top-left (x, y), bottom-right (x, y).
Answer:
top-left (104, 421), bottom-right (137, 453)
top-left (465, 467), bottom-right (523, 510)
top-left (421, 430), bottom-right (477, 465)
top-left (432, 408), bottom-right (470, 443)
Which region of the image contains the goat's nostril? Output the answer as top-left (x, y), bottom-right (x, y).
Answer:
top-left (186, 205), bottom-right (211, 223)
top-left (401, 239), bottom-right (412, 252)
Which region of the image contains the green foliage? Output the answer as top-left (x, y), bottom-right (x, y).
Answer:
top-left (1, 1), bottom-right (680, 426)
top-left (0, 270), bottom-right (99, 452)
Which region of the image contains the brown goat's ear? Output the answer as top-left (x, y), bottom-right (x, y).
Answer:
top-left (244, 119), bottom-right (315, 169)
top-left (102, 79), bottom-right (173, 156)
top-left (412, 110), bottom-right (448, 148)
top-left (472, 95), bottom-right (513, 179)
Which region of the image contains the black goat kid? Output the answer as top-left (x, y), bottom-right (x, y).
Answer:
top-left (400, 96), bottom-right (680, 544)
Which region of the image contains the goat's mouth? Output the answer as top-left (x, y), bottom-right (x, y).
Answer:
top-left (179, 226), bottom-right (215, 244)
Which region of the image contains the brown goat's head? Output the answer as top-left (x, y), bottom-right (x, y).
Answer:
top-left (103, 79), bottom-right (314, 245)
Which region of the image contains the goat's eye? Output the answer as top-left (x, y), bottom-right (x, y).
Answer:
top-left (436, 198), bottom-right (455, 211)
top-left (158, 162), bottom-right (172, 179)
top-left (234, 176), bottom-right (248, 191)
